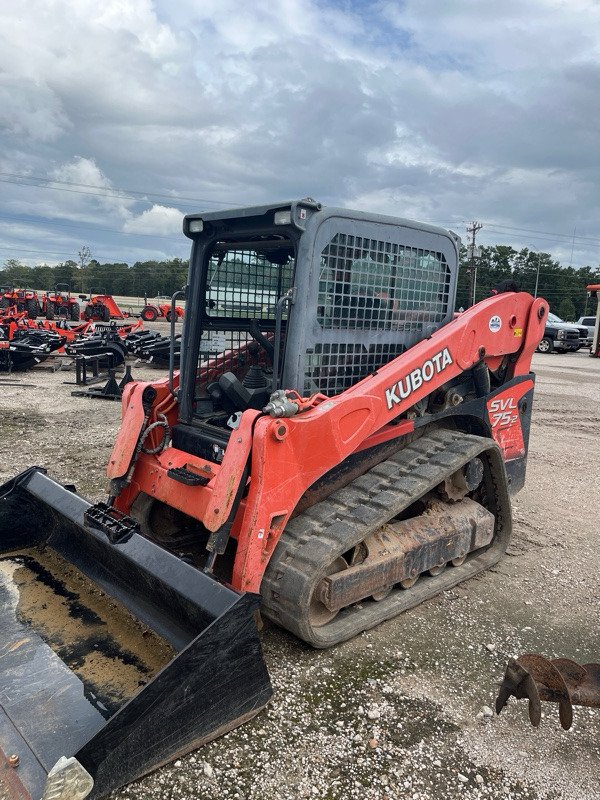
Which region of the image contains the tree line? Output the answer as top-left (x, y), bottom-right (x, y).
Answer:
top-left (0, 257), bottom-right (189, 299)
top-left (455, 245), bottom-right (599, 320)
top-left (1, 244), bottom-right (599, 319)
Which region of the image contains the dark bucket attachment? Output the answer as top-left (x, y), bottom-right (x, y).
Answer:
top-left (496, 653), bottom-right (600, 730)
top-left (0, 468), bottom-right (272, 800)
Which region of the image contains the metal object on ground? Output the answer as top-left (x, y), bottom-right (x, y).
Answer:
top-left (0, 468), bottom-right (272, 800)
top-left (496, 653), bottom-right (600, 729)
top-left (65, 329), bottom-right (127, 368)
top-left (124, 330), bottom-right (181, 367)
top-left (0, 328), bottom-right (66, 372)
top-left (71, 366), bottom-right (134, 401)
top-left (73, 354), bottom-right (114, 386)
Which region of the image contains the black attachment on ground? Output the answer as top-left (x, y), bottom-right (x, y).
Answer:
top-left (0, 467), bottom-right (272, 800)
top-left (72, 353), bottom-right (114, 385)
top-left (71, 366), bottom-right (134, 401)
top-left (0, 328), bottom-right (65, 372)
top-left (66, 331), bottom-right (127, 368)
top-left (123, 330), bottom-right (181, 367)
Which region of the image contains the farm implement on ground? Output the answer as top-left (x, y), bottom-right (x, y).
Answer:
top-left (497, 653), bottom-right (600, 729)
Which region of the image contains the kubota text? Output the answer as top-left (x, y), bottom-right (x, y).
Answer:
top-left (385, 347), bottom-right (453, 409)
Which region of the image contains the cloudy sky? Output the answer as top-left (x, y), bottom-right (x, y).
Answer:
top-left (1, 0), bottom-right (600, 269)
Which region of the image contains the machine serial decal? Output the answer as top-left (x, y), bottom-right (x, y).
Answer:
top-left (385, 348), bottom-right (453, 409)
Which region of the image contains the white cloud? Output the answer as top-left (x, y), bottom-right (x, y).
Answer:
top-left (123, 204), bottom-right (183, 235)
top-left (48, 157), bottom-right (134, 220)
top-left (0, 76), bottom-right (69, 142)
top-left (0, 0), bottom-right (600, 266)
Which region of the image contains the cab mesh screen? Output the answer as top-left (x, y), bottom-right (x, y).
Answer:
top-left (317, 234), bottom-right (450, 331)
top-left (305, 233), bottom-right (450, 394)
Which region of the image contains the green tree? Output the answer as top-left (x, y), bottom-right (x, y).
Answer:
top-left (2, 258), bottom-right (25, 272)
top-left (558, 298), bottom-right (576, 321)
top-left (455, 245), bottom-right (600, 315)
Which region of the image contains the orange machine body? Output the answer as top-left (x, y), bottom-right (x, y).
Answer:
top-left (110, 292), bottom-right (547, 593)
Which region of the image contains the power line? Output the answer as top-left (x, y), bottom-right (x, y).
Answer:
top-left (482, 220), bottom-right (600, 245)
top-left (3, 173), bottom-right (600, 248)
top-left (0, 212), bottom-right (182, 240)
top-left (483, 228), bottom-right (595, 253)
top-left (0, 177), bottom-right (167, 205)
top-left (0, 245), bottom-right (88, 258)
top-left (413, 216), bottom-right (600, 251)
top-left (0, 172), bottom-right (237, 208)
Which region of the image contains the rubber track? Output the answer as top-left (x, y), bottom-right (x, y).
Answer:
top-left (260, 428), bottom-right (512, 648)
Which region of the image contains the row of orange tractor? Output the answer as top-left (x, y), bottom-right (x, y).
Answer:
top-left (0, 284), bottom-right (184, 323)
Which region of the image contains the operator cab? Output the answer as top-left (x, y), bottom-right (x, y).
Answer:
top-left (173, 199), bottom-right (458, 463)
top-left (196, 236), bottom-right (295, 415)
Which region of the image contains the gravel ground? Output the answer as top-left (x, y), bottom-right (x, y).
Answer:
top-left (0, 339), bottom-right (598, 800)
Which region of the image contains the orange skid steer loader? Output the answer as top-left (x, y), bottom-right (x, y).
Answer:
top-left (0, 199), bottom-right (547, 799)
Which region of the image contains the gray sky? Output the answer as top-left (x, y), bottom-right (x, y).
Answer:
top-left (1, 0), bottom-right (599, 268)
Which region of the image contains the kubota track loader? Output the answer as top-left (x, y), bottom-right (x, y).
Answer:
top-left (0, 199), bottom-right (547, 799)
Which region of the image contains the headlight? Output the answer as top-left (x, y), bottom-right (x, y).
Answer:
top-left (274, 209), bottom-right (292, 225)
top-left (557, 330), bottom-right (566, 339)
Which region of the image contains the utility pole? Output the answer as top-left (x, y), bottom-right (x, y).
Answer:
top-left (534, 252), bottom-right (542, 298)
top-left (466, 221), bottom-right (483, 306)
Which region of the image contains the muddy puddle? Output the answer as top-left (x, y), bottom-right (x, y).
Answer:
top-left (0, 547), bottom-right (175, 716)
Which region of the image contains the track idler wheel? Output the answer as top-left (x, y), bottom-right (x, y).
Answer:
top-left (309, 557), bottom-right (348, 627)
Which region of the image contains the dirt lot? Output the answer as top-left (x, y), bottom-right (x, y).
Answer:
top-left (0, 344), bottom-right (598, 800)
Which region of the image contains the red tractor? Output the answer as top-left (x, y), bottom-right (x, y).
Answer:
top-left (0, 285), bottom-right (40, 318)
top-left (39, 283), bottom-right (81, 321)
top-left (83, 290), bottom-right (129, 321)
top-left (140, 296), bottom-right (185, 322)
